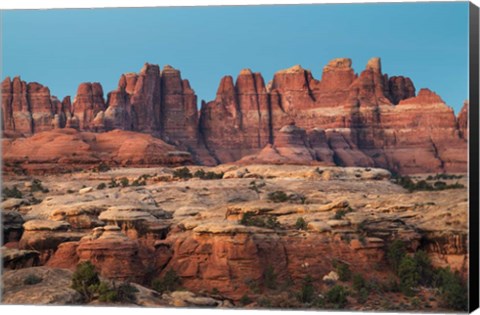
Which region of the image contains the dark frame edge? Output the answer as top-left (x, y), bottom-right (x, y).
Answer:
top-left (469, 1), bottom-right (480, 313)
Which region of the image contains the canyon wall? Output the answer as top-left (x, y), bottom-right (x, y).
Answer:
top-left (1, 58), bottom-right (468, 174)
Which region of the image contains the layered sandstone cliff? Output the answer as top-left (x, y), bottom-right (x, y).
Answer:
top-left (1, 58), bottom-right (468, 174)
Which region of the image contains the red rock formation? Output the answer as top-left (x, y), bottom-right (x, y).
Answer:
top-left (199, 70), bottom-right (271, 162)
top-left (72, 82), bottom-right (106, 130)
top-left (2, 129), bottom-right (192, 174)
top-left (387, 76), bottom-right (416, 105)
top-left (2, 58), bottom-right (468, 174)
top-left (457, 101), bottom-right (468, 140)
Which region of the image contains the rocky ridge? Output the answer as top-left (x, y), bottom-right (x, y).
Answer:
top-left (2, 58), bottom-right (468, 174)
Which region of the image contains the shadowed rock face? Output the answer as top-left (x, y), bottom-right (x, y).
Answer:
top-left (2, 58), bottom-right (467, 174)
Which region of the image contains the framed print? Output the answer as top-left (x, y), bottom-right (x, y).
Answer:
top-left (1, 0), bottom-right (479, 313)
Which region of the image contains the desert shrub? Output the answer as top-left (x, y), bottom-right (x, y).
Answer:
top-left (393, 175), bottom-right (464, 192)
top-left (97, 281), bottom-right (138, 304)
top-left (295, 217), bottom-right (308, 230)
top-left (151, 269), bottom-right (182, 294)
top-left (108, 179), bottom-right (119, 188)
top-left (71, 261), bottom-right (100, 301)
top-left (24, 274), bottom-right (42, 285)
top-left (333, 261), bottom-right (351, 281)
top-left (333, 207), bottom-right (352, 220)
top-left (413, 250), bottom-right (435, 286)
top-left (193, 169), bottom-right (224, 180)
top-left (357, 287), bottom-right (369, 304)
top-left (131, 179), bottom-right (146, 186)
top-left (93, 162), bottom-right (111, 173)
top-left (398, 256), bottom-right (419, 296)
top-left (325, 285), bottom-right (349, 309)
top-left (3, 186), bottom-right (23, 199)
top-left (239, 212), bottom-right (280, 229)
top-left (382, 276), bottom-right (400, 293)
top-left (257, 297), bottom-right (273, 308)
top-left (352, 273), bottom-right (366, 292)
top-left (245, 278), bottom-right (260, 294)
top-left (434, 267), bottom-right (468, 311)
top-left (267, 191), bottom-right (289, 203)
top-left (239, 294), bottom-right (252, 306)
top-left (288, 193), bottom-right (307, 204)
top-left (97, 183), bottom-right (107, 190)
top-left (31, 179), bottom-right (49, 193)
top-left (263, 265), bottom-right (277, 290)
top-left (387, 240), bottom-right (406, 273)
top-left (433, 181), bottom-right (447, 189)
top-left (296, 275), bottom-right (315, 304)
top-left (119, 177), bottom-right (129, 187)
top-left (173, 167), bottom-right (192, 179)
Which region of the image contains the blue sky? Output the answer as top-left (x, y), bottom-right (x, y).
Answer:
top-left (1, 2), bottom-right (469, 112)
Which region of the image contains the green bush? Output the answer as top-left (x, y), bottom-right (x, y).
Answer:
top-left (239, 212), bottom-right (280, 229)
top-left (334, 261), bottom-right (351, 281)
top-left (413, 250), bottom-right (435, 286)
top-left (173, 167), bottom-right (192, 179)
top-left (357, 287), bottom-right (369, 304)
top-left (296, 275), bottom-right (315, 304)
top-left (97, 281), bottom-right (138, 304)
top-left (152, 269), bottom-right (182, 294)
top-left (97, 183), bottom-right (107, 190)
top-left (267, 191), bottom-right (289, 203)
top-left (352, 273), bottom-right (366, 292)
top-left (71, 261), bottom-right (100, 301)
top-left (31, 179), bottom-right (49, 193)
top-left (398, 256), bottom-right (419, 296)
top-left (333, 207), bottom-right (352, 220)
top-left (108, 179), bottom-right (119, 188)
top-left (434, 267), bottom-right (468, 311)
top-left (325, 285), bottom-right (349, 309)
top-left (131, 179), bottom-right (146, 186)
top-left (24, 274), bottom-right (42, 285)
top-left (387, 240), bottom-right (406, 273)
top-left (263, 265), bottom-right (277, 290)
top-left (239, 294), bottom-right (252, 306)
top-left (295, 217), bottom-right (308, 230)
top-left (119, 177), bottom-right (129, 187)
top-left (3, 186), bottom-right (23, 199)
top-left (193, 169), bottom-right (224, 180)
top-left (393, 175), bottom-right (464, 192)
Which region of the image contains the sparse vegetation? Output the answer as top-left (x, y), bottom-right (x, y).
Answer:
top-left (393, 174), bottom-right (464, 192)
top-left (325, 285), bottom-right (349, 309)
top-left (97, 183), bottom-right (107, 190)
top-left (31, 179), bottom-right (49, 193)
top-left (267, 191), bottom-right (289, 203)
top-left (239, 212), bottom-right (281, 229)
top-left (387, 240), bottom-right (406, 273)
top-left (248, 180), bottom-right (266, 193)
top-left (193, 169), bottom-right (224, 180)
top-left (97, 281), bottom-right (138, 304)
top-left (173, 167), bottom-right (193, 180)
top-left (296, 275), bottom-right (315, 304)
top-left (333, 208), bottom-right (351, 220)
top-left (71, 261), bottom-right (101, 301)
top-left (426, 173), bottom-right (463, 181)
top-left (119, 177), bottom-right (129, 187)
top-left (295, 217), bottom-right (308, 230)
top-left (263, 265), bottom-right (277, 290)
top-left (92, 163), bottom-right (111, 173)
top-left (333, 260), bottom-right (351, 281)
top-left (151, 269), bottom-right (182, 294)
top-left (239, 294), bottom-right (252, 306)
top-left (2, 185), bottom-right (23, 199)
top-left (434, 267), bottom-right (468, 311)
